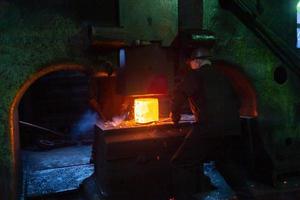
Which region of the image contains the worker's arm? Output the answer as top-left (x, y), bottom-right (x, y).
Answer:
top-left (170, 79), bottom-right (188, 125)
top-left (171, 72), bottom-right (199, 125)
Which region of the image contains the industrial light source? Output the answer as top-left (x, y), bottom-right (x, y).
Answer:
top-left (134, 98), bottom-right (159, 123)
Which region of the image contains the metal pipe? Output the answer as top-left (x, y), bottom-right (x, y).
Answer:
top-left (19, 121), bottom-right (64, 137)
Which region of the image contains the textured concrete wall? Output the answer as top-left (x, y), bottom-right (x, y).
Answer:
top-left (119, 0), bottom-right (178, 46)
top-left (203, 0), bottom-right (300, 173)
top-left (0, 2), bottom-right (80, 164)
top-left (0, 5), bottom-right (82, 199)
top-left (259, 0), bottom-right (296, 48)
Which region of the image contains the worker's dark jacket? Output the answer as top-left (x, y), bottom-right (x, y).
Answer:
top-left (171, 64), bottom-right (241, 137)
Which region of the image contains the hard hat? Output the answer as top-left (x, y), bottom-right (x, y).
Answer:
top-left (190, 47), bottom-right (212, 59)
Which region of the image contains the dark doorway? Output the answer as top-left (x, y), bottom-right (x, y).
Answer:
top-left (19, 70), bottom-right (94, 198)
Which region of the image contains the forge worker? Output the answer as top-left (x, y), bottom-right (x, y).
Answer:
top-left (170, 47), bottom-right (241, 197)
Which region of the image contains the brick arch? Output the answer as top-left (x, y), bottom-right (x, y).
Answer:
top-left (214, 60), bottom-right (258, 117)
top-left (8, 63), bottom-right (89, 199)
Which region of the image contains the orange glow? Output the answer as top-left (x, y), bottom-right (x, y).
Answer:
top-left (134, 98), bottom-right (159, 123)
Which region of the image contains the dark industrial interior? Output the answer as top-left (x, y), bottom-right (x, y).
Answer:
top-left (19, 71), bottom-right (92, 147)
top-left (2, 0), bottom-right (300, 200)
top-left (19, 71), bottom-right (94, 198)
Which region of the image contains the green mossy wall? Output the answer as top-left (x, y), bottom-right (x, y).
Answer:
top-left (0, 4), bottom-right (79, 167)
top-left (119, 0), bottom-right (178, 46)
top-left (203, 0), bottom-right (300, 169)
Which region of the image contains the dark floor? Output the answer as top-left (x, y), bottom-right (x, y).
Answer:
top-left (22, 145), bottom-right (300, 200)
top-left (27, 190), bottom-right (85, 200)
top-left (22, 145), bottom-right (94, 198)
top-left (22, 145), bottom-right (237, 200)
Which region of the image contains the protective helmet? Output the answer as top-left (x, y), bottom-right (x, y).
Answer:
top-left (190, 47), bottom-right (212, 59)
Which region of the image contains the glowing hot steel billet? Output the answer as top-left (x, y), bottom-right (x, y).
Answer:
top-left (134, 98), bottom-right (159, 123)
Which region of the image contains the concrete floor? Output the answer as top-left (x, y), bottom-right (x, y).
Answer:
top-left (22, 145), bottom-right (300, 200)
top-left (22, 145), bottom-right (237, 200)
top-left (22, 145), bottom-right (94, 198)
top-left (26, 191), bottom-right (85, 200)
